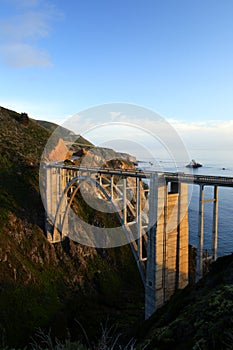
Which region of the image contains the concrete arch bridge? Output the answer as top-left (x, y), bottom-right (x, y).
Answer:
top-left (42, 164), bottom-right (233, 319)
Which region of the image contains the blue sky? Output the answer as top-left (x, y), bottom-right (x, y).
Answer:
top-left (1, 0), bottom-right (233, 160)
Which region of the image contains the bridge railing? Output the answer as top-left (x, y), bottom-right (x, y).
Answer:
top-left (45, 163), bottom-right (233, 186)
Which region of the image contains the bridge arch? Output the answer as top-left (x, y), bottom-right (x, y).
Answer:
top-left (52, 175), bottom-right (146, 282)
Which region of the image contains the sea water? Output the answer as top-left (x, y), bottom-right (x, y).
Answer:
top-left (139, 152), bottom-right (233, 257)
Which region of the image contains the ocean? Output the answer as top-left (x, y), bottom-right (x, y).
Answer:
top-left (139, 152), bottom-right (233, 257)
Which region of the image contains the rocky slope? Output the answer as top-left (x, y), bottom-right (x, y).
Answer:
top-left (0, 107), bottom-right (144, 347)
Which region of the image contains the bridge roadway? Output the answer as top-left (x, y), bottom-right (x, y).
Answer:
top-left (47, 163), bottom-right (233, 187)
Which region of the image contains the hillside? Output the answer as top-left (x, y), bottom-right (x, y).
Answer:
top-left (0, 106), bottom-right (144, 347)
top-left (136, 254), bottom-right (233, 350)
top-left (34, 119), bottom-right (94, 148)
top-left (34, 119), bottom-right (61, 133)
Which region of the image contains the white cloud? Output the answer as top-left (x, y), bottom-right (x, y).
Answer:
top-left (4, 0), bottom-right (40, 8)
top-left (17, 0), bottom-right (40, 7)
top-left (168, 119), bottom-right (227, 130)
top-left (167, 118), bottom-right (233, 133)
top-left (0, 12), bottom-right (51, 41)
top-left (0, 43), bottom-right (51, 67)
top-left (167, 119), bottom-right (233, 151)
top-left (0, 0), bottom-right (60, 68)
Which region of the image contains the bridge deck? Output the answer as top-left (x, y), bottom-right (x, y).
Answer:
top-left (46, 164), bottom-right (233, 187)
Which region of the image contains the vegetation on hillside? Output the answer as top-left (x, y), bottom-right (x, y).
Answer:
top-left (136, 254), bottom-right (233, 350)
top-left (0, 106), bottom-right (143, 348)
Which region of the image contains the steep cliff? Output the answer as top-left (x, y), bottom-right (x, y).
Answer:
top-left (0, 107), bottom-right (143, 347)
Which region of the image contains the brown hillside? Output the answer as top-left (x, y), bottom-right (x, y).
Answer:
top-left (0, 106), bottom-right (143, 347)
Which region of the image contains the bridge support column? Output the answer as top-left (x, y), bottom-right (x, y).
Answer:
top-left (164, 182), bottom-right (188, 301)
top-left (53, 168), bottom-right (63, 242)
top-left (136, 177), bottom-right (142, 261)
top-left (196, 184), bottom-right (219, 280)
top-left (99, 174), bottom-right (103, 187)
top-left (60, 168), bottom-right (69, 240)
top-left (145, 176), bottom-right (189, 319)
top-left (196, 185), bottom-right (204, 281)
top-left (175, 182), bottom-right (189, 291)
top-left (45, 166), bottom-right (53, 242)
top-left (110, 175), bottom-right (114, 201)
top-left (123, 177), bottom-right (127, 225)
top-left (46, 166), bottom-right (62, 242)
top-left (212, 186), bottom-right (218, 261)
top-left (49, 167), bottom-right (69, 242)
top-left (145, 173), bottom-right (159, 319)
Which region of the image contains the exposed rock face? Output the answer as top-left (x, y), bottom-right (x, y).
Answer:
top-left (73, 147), bottom-right (89, 157)
top-left (74, 147), bottom-right (136, 168)
top-left (45, 137), bottom-right (72, 161)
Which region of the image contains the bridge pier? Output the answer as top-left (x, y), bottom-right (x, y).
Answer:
top-left (212, 186), bottom-right (218, 261)
top-left (45, 166), bottom-right (69, 242)
top-left (145, 175), bottom-right (189, 319)
top-left (45, 166), bottom-right (53, 242)
top-left (136, 177), bottom-right (143, 261)
top-left (60, 168), bottom-right (69, 239)
top-left (196, 184), bottom-right (219, 282)
top-left (196, 184), bottom-right (204, 281)
top-left (45, 167), bottom-right (62, 242)
top-left (145, 173), bottom-right (158, 319)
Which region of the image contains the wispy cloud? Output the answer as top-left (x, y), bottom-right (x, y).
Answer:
top-left (5, 0), bottom-right (40, 8)
top-left (0, 12), bottom-right (51, 41)
top-left (168, 118), bottom-right (233, 133)
top-left (167, 119), bottom-right (233, 150)
top-left (0, 0), bottom-right (60, 67)
top-left (0, 43), bottom-right (51, 67)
